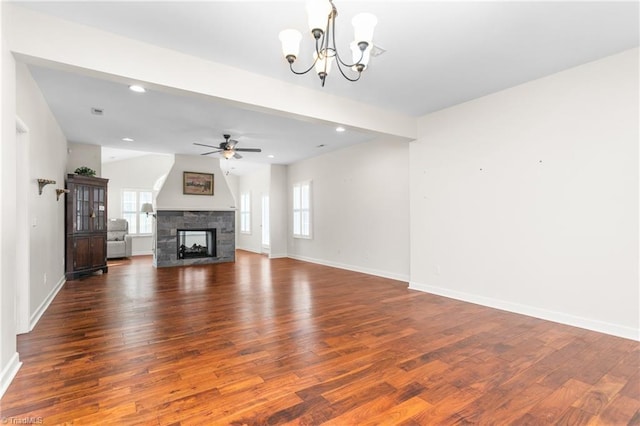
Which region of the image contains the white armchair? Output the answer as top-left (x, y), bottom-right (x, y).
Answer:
top-left (107, 218), bottom-right (133, 259)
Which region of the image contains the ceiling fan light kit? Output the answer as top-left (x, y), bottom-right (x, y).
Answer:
top-left (222, 149), bottom-right (235, 160)
top-left (279, 0), bottom-right (377, 87)
top-left (194, 134), bottom-right (262, 160)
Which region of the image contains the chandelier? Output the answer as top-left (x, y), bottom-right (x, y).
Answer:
top-left (278, 0), bottom-right (377, 87)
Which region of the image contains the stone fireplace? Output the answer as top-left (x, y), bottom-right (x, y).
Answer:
top-left (155, 210), bottom-right (234, 267)
top-left (152, 154), bottom-right (238, 268)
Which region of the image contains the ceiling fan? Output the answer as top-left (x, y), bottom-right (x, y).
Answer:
top-left (194, 134), bottom-right (262, 159)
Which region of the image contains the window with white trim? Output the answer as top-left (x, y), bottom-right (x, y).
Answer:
top-left (293, 181), bottom-right (311, 238)
top-left (240, 192), bottom-right (251, 234)
top-left (122, 189), bottom-right (153, 234)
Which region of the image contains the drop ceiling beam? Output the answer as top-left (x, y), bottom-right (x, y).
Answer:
top-left (5, 5), bottom-right (416, 142)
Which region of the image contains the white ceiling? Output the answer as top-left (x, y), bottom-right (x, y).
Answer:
top-left (13, 1), bottom-right (639, 174)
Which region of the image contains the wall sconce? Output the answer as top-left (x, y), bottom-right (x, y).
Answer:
top-left (56, 188), bottom-right (70, 201)
top-left (37, 178), bottom-right (56, 195)
top-left (141, 203), bottom-right (155, 217)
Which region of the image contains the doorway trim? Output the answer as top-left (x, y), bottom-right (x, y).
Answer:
top-left (15, 115), bottom-right (30, 334)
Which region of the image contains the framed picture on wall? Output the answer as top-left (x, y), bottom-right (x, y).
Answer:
top-left (183, 171), bottom-right (214, 196)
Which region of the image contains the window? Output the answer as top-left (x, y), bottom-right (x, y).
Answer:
top-left (122, 189), bottom-right (153, 234)
top-left (240, 192), bottom-right (251, 234)
top-left (293, 181), bottom-right (311, 238)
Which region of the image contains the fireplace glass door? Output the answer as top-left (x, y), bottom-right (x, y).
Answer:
top-left (177, 229), bottom-right (216, 259)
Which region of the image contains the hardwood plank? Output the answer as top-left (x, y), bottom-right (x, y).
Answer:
top-left (574, 373), bottom-right (629, 416)
top-left (410, 387), bottom-right (481, 424)
top-left (322, 384), bottom-right (433, 426)
top-left (1, 252), bottom-right (638, 424)
top-left (590, 394), bottom-right (640, 426)
top-left (482, 382), bottom-right (555, 424)
top-left (619, 370), bottom-right (640, 401)
top-left (556, 406), bottom-right (595, 426)
top-left (515, 378), bottom-right (592, 424)
top-left (359, 396), bottom-right (433, 426)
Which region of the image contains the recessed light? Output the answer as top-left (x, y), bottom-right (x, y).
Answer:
top-left (336, 126), bottom-right (346, 132)
top-left (90, 107), bottom-right (104, 115)
top-left (267, 154), bottom-right (275, 159)
top-left (122, 137), bottom-right (134, 142)
top-left (129, 85), bottom-right (146, 93)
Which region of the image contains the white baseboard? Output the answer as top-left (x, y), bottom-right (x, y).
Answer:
top-left (269, 253), bottom-right (288, 259)
top-left (132, 250), bottom-right (153, 256)
top-left (236, 246), bottom-right (262, 255)
top-left (30, 275), bottom-right (65, 331)
top-left (0, 352), bottom-right (22, 399)
top-left (288, 254), bottom-right (409, 283)
top-left (409, 280), bottom-right (639, 342)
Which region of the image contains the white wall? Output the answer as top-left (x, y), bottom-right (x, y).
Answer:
top-left (16, 63), bottom-right (68, 325)
top-left (67, 142), bottom-right (101, 177)
top-left (410, 48), bottom-right (639, 340)
top-left (102, 153), bottom-right (174, 255)
top-left (236, 165), bottom-right (270, 253)
top-left (224, 172), bottom-right (239, 209)
top-left (155, 154), bottom-right (235, 211)
top-left (288, 139), bottom-right (411, 281)
top-left (0, 0), bottom-right (21, 397)
top-left (1, 35), bottom-right (69, 398)
top-left (269, 165), bottom-right (288, 258)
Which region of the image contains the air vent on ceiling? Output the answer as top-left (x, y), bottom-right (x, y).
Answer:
top-left (91, 107), bottom-right (104, 115)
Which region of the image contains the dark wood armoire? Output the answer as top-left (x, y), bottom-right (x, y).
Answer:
top-left (65, 174), bottom-right (109, 280)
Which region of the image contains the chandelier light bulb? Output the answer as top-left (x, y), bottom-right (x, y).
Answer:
top-left (352, 12), bottom-right (377, 45)
top-left (279, 29), bottom-right (302, 62)
top-left (306, 0), bottom-right (332, 35)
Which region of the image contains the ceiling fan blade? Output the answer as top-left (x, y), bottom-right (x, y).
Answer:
top-left (235, 148), bottom-right (262, 152)
top-left (201, 149), bottom-right (222, 155)
top-left (194, 142), bottom-right (219, 149)
top-left (227, 139), bottom-right (239, 148)
top-left (233, 152), bottom-right (243, 159)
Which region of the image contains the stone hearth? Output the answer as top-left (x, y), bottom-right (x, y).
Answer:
top-left (155, 210), bottom-right (235, 267)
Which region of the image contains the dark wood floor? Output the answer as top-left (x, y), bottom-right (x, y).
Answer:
top-left (1, 251), bottom-right (638, 425)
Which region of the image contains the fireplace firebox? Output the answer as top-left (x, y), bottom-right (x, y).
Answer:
top-left (177, 229), bottom-right (216, 259)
